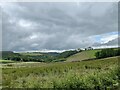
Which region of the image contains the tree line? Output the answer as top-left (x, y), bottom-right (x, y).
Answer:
top-left (95, 48), bottom-right (120, 59)
top-left (1, 50), bottom-right (81, 62)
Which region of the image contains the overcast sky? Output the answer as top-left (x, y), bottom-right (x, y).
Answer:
top-left (1, 2), bottom-right (119, 52)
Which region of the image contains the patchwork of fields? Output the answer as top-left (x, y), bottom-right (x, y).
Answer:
top-left (2, 56), bottom-right (120, 89)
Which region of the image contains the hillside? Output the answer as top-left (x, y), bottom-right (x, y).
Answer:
top-left (1, 48), bottom-right (119, 62)
top-left (2, 56), bottom-right (120, 89)
top-left (66, 49), bottom-right (101, 62)
top-left (19, 52), bottom-right (43, 57)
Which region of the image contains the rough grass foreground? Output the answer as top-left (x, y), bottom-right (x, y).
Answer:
top-left (2, 56), bottom-right (120, 89)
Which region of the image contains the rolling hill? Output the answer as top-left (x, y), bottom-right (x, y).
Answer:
top-left (66, 49), bottom-right (101, 62)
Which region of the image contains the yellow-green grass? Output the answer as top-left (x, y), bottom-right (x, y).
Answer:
top-left (2, 56), bottom-right (119, 89)
top-left (1, 61), bottom-right (48, 68)
top-left (66, 49), bottom-right (101, 62)
top-left (0, 60), bottom-right (15, 64)
top-left (0, 60), bottom-right (46, 68)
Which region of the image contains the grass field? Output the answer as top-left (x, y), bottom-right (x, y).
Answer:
top-left (0, 60), bottom-right (15, 64)
top-left (66, 49), bottom-right (101, 62)
top-left (2, 56), bottom-right (120, 89)
top-left (2, 62), bottom-right (48, 68)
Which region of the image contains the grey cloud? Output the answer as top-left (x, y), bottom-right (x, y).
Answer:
top-left (1, 2), bottom-right (118, 51)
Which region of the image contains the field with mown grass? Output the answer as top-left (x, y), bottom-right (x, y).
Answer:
top-left (66, 49), bottom-right (101, 62)
top-left (1, 61), bottom-right (48, 68)
top-left (0, 60), bottom-right (15, 64)
top-left (2, 56), bottom-right (120, 89)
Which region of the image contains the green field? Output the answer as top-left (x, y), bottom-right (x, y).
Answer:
top-left (2, 56), bottom-right (120, 89)
top-left (0, 60), bottom-right (15, 64)
top-left (2, 62), bottom-right (48, 68)
top-left (66, 49), bottom-right (101, 62)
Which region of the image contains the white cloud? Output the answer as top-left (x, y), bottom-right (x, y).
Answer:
top-left (100, 34), bottom-right (118, 44)
top-left (18, 19), bottom-right (32, 27)
top-left (93, 45), bottom-right (118, 49)
top-left (29, 34), bottom-right (38, 39)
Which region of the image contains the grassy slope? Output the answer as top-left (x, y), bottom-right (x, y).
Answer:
top-left (2, 56), bottom-right (119, 88)
top-left (66, 49), bottom-right (101, 62)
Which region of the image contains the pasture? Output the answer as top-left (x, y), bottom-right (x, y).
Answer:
top-left (66, 49), bottom-right (100, 62)
top-left (0, 60), bottom-right (15, 64)
top-left (2, 56), bottom-right (120, 89)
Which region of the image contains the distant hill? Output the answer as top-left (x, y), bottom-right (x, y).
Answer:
top-left (1, 51), bottom-right (20, 59)
top-left (42, 52), bottom-right (59, 56)
top-left (1, 47), bottom-right (119, 62)
top-left (66, 49), bottom-right (101, 62)
top-left (19, 52), bottom-right (43, 56)
top-left (19, 52), bottom-right (59, 56)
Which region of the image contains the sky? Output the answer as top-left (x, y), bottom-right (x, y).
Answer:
top-left (0, 2), bottom-right (119, 52)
